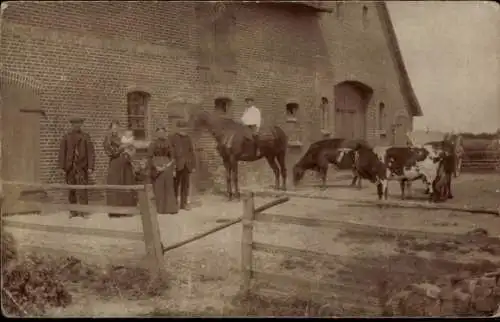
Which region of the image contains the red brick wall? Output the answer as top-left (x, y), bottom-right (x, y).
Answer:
top-left (1, 2), bottom-right (414, 191)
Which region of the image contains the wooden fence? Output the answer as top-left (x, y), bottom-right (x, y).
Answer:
top-left (239, 192), bottom-right (377, 313)
top-left (461, 149), bottom-right (500, 171)
top-left (239, 190), bottom-right (500, 314)
top-left (1, 181), bottom-right (165, 277)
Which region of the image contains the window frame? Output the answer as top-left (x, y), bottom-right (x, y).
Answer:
top-left (286, 103), bottom-right (299, 117)
top-left (214, 97), bottom-right (232, 114)
top-left (320, 97), bottom-right (330, 132)
top-left (378, 102), bottom-right (385, 131)
top-left (127, 91), bottom-right (150, 141)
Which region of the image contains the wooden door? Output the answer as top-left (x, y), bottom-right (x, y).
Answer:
top-left (334, 84), bottom-right (367, 140)
top-left (2, 87), bottom-right (42, 214)
top-left (335, 109), bottom-right (356, 139)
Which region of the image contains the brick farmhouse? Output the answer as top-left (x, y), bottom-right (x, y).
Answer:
top-left (0, 1), bottom-right (422, 205)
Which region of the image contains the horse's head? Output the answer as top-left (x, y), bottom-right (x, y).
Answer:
top-left (189, 110), bottom-right (212, 131)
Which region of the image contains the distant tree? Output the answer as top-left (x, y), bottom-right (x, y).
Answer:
top-left (459, 131), bottom-right (497, 140)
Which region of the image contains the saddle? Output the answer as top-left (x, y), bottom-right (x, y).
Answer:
top-left (223, 125), bottom-right (275, 151)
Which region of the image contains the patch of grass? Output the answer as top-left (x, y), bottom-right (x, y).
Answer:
top-left (55, 257), bottom-right (170, 300)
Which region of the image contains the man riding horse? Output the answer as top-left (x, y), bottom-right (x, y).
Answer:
top-left (240, 97), bottom-right (262, 158)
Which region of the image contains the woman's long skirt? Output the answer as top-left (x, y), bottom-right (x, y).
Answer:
top-left (106, 155), bottom-right (137, 217)
top-left (152, 164), bottom-right (178, 215)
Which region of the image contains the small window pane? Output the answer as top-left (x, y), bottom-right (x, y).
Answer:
top-left (127, 91), bottom-right (149, 139)
top-left (128, 118), bottom-right (145, 129)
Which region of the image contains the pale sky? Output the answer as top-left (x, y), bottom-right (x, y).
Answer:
top-left (387, 1), bottom-right (500, 133)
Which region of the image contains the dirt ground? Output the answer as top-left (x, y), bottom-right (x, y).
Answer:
top-left (4, 172), bottom-right (500, 316)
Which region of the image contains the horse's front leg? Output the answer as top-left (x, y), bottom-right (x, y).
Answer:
top-left (265, 156), bottom-right (280, 190)
top-left (223, 161), bottom-right (233, 201)
top-left (276, 152), bottom-right (287, 191)
top-left (232, 161), bottom-right (241, 200)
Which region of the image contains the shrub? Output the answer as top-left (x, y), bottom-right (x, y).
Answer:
top-left (2, 253), bottom-right (72, 316)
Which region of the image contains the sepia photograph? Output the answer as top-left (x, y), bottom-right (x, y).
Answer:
top-left (1, 0), bottom-right (499, 317)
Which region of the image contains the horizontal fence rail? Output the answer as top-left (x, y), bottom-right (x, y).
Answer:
top-left (461, 149), bottom-right (500, 171)
top-left (3, 220), bottom-right (144, 241)
top-left (253, 212), bottom-right (487, 242)
top-left (246, 189), bottom-right (500, 217)
top-left (3, 181), bottom-right (146, 191)
top-left (36, 203), bottom-right (140, 215)
top-left (2, 181), bottom-right (165, 278)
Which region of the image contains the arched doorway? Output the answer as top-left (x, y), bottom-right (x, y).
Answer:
top-left (392, 113), bottom-right (410, 146)
top-left (334, 81), bottom-right (373, 140)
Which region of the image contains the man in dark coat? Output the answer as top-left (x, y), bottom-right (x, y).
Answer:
top-left (169, 120), bottom-right (196, 210)
top-left (58, 117), bottom-right (96, 217)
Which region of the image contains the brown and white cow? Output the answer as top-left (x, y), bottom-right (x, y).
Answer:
top-left (338, 142), bottom-right (451, 201)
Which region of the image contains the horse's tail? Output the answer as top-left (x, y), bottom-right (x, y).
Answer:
top-left (272, 126), bottom-right (288, 154)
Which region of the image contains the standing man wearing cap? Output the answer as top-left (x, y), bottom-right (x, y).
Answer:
top-left (241, 97), bottom-right (262, 157)
top-left (58, 117), bottom-right (96, 218)
top-left (169, 119), bottom-right (196, 211)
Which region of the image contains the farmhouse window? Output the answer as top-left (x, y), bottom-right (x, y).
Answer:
top-left (214, 97), bottom-right (231, 114)
top-left (378, 102), bottom-right (386, 131)
top-left (127, 91), bottom-right (150, 140)
top-left (286, 103), bottom-right (299, 117)
top-left (320, 97), bottom-right (329, 131)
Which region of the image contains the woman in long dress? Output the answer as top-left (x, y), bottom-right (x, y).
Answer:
top-left (148, 125), bottom-right (178, 214)
top-left (103, 121), bottom-right (137, 217)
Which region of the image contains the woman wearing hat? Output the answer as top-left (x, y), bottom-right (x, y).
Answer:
top-left (147, 124), bottom-right (178, 214)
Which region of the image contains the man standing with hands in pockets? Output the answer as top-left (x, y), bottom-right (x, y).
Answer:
top-left (169, 119), bottom-right (196, 211)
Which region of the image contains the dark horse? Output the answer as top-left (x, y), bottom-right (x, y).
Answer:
top-left (190, 110), bottom-right (288, 200)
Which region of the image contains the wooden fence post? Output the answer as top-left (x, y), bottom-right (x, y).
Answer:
top-left (240, 192), bottom-right (255, 298)
top-left (138, 183), bottom-right (164, 277)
